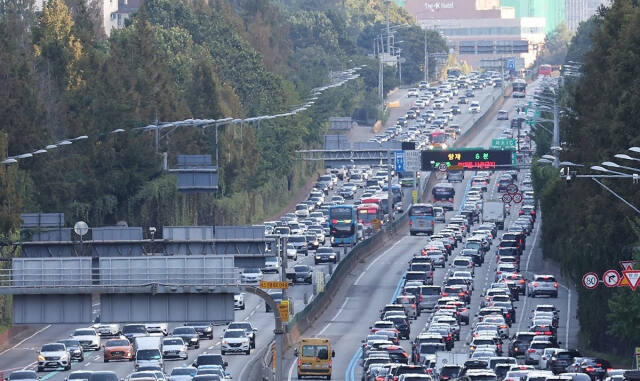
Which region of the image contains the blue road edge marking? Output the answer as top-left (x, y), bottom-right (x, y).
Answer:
top-left (345, 269), bottom-right (408, 381)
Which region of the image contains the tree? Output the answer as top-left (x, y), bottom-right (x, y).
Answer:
top-left (536, 22), bottom-right (573, 65)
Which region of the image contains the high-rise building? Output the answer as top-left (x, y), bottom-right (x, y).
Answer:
top-left (404, 0), bottom-right (545, 68)
top-left (500, 0), bottom-right (565, 33)
top-left (565, 0), bottom-right (609, 30)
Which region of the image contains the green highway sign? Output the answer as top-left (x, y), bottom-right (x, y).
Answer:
top-left (491, 139), bottom-right (517, 148)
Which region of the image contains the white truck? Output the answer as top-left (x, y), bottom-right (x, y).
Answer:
top-left (482, 200), bottom-right (506, 230)
top-left (134, 336), bottom-right (163, 370)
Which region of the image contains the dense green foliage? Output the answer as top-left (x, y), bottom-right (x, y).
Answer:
top-left (531, 0), bottom-right (640, 356)
top-left (0, 0), bottom-right (448, 235)
top-left (535, 22), bottom-right (573, 66)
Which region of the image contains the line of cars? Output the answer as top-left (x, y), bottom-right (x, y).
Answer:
top-left (20, 320), bottom-right (259, 381)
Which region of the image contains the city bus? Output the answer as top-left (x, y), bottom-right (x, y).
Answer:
top-left (408, 203), bottom-right (435, 236)
top-left (432, 182), bottom-right (456, 211)
top-left (328, 205), bottom-right (357, 247)
top-left (538, 64), bottom-right (552, 76)
top-left (357, 203), bottom-right (384, 232)
top-left (513, 79), bottom-right (526, 92)
top-left (429, 129), bottom-right (448, 150)
top-left (398, 171), bottom-right (415, 187)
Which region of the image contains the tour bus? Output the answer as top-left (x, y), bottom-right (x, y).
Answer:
top-left (409, 203), bottom-right (435, 236)
top-left (432, 182), bottom-right (455, 211)
top-left (328, 205), bottom-right (357, 247)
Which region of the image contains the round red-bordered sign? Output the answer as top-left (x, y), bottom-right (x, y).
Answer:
top-left (438, 163), bottom-right (448, 172)
top-left (602, 269), bottom-right (620, 288)
top-left (582, 272), bottom-right (599, 289)
top-left (506, 183), bottom-right (519, 195)
top-left (501, 194), bottom-right (512, 203)
top-left (512, 192), bottom-right (523, 203)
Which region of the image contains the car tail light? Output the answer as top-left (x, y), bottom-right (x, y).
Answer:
top-left (607, 368), bottom-right (613, 372)
top-left (298, 358), bottom-right (302, 365)
top-left (402, 352), bottom-right (408, 358)
top-left (528, 349), bottom-right (536, 353)
top-left (442, 292), bottom-right (448, 297)
top-left (409, 221), bottom-right (413, 226)
top-left (419, 295), bottom-right (423, 302)
top-left (458, 292), bottom-right (465, 297)
top-left (519, 211), bottom-right (524, 215)
top-left (412, 304), bottom-right (417, 309)
top-left (586, 367), bottom-right (595, 372)
top-left (499, 324), bottom-right (507, 328)
top-left (533, 282), bottom-right (539, 287)
top-left (506, 313), bottom-right (511, 318)
top-left (519, 279), bottom-right (525, 284)
top-left (331, 219), bottom-right (337, 224)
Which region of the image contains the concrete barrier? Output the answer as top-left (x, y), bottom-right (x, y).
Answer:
top-left (283, 83), bottom-right (511, 351)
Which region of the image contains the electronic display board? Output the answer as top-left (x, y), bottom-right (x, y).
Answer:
top-left (421, 149), bottom-right (516, 171)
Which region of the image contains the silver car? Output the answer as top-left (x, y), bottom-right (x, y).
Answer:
top-left (524, 340), bottom-right (554, 365)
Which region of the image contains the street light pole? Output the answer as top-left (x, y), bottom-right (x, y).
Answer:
top-left (424, 29), bottom-right (428, 82)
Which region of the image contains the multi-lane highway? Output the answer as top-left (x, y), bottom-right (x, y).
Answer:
top-left (0, 81), bottom-right (525, 381)
top-left (281, 78), bottom-right (580, 381)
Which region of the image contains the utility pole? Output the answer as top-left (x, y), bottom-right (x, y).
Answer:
top-left (378, 35), bottom-right (384, 112)
top-left (385, 0), bottom-right (391, 56)
top-left (424, 29), bottom-right (428, 82)
top-left (387, 149), bottom-right (394, 222)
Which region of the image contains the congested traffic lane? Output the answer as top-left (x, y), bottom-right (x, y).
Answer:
top-left (284, 81), bottom-right (579, 380)
top-left (282, 91), bottom-right (511, 380)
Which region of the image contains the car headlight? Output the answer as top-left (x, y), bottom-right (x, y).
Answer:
top-left (74, 349), bottom-right (81, 354)
top-left (38, 355), bottom-right (45, 361)
top-left (315, 256), bottom-right (321, 259)
top-left (190, 337), bottom-right (198, 342)
top-left (205, 327), bottom-right (212, 332)
top-left (329, 255), bottom-right (335, 258)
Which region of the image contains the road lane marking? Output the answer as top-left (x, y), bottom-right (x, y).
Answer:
top-left (287, 358), bottom-right (297, 381)
top-left (316, 297), bottom-right (350, 336)
top-left (84, 362), bottom-right (91, 367)
top-left (354, 237), bottom-right (407, 285)
top-left (0, 324), bottom-right (52, 356)
top-left (517, 216), bottom-right (541, 332)
top-left (558, 282), bottom-right (571, 348)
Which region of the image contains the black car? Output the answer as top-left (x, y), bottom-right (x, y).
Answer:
top-left (508, 332), bottom-right (536, 357)
top-left (192, 354), bottom-right (228, 369)
top-left (572, 357), bottom-right (611, 381)
top-left (315, 247), bottom-right (338, 264)
top-left (265, 290), bottom-right (283, 312)
top-left (184, 322), bottom-right (214, 339)
top-left (440, 365), bottom-right (462, 381)
top-left (290, 265), bottom-right (312, 284)
top-left (549, 349), bottom-right (581, 374)
top-left (388, 316), bottom-right (411, 340)
top-left (172, 326), bottom-right (200, 348)
top-left (57, 339), bottom-right (84, 362)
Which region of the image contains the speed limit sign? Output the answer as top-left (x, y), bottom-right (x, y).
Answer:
top-left (501, 194), bottom-right (512, 203)
top-left (512, 192), bottom-right (523, 203)
top-left (506, 183), bottom-right (519, 195)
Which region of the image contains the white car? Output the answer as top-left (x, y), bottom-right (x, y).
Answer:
top-left (234, 293), bottom-right (245, 310)
top-left (469, 102), bottom-right (480, 113)
top-left (161, 337), bottom-right (188, 360)
top-left (38, 343), bottom-right (71, 371)
top-left (93, 324), bottom-right (120, 337)
top-left (240, 268), bottom-right (263, 283)
top-left (72, 328), bottom-right (100, 351)
top-left (220, 329), bottom-right (250, 355)
top-left (408, 88), bottom-right (419, 97)
top-left (286, 244), bottom-right (298, 260)
top-left (169, 367), bottom-right (197, 381)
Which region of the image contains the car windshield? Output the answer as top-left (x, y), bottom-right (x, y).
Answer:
top-left (224, 330), bottom-right (245, 338)
top-left (137, 350), bottom-right (161, 360)
top-left (106, 340), bottom-right (129, 347)
top-left (123, 325), bottom-right (146, 334)
top-left (288, 236), bottom-right (305, 243)
top-left (42, 343), bottom-right (65, 351)
top-left (10, 372), bottom-right (37, 380)
top-left (294, 266), bottom-right (308, 272)
top-left (173, 327), bottom-right (195, 335)
top-left (171, 369), bottom-right (196, 376)
top-left (243, 268), bottom-right (259, 274)
top-left (68, 373), bottom-right (92, 380)
top-left (89, 373), bottom-right (118, 381)
top-left (74, 329), bottom-right (95, 336)
top-left (163, 339), bottom-right (183, 346)
top-left (228, 323), bottom-right (250, 331)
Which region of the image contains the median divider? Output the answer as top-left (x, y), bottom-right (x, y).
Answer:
top-left (282, 83), bottom-right (513, 351)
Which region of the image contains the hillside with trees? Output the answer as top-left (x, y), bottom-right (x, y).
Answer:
top-left (532, 0), bottom-right (640, 359)
top-left (0, 0), bottom-right (447, 232)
